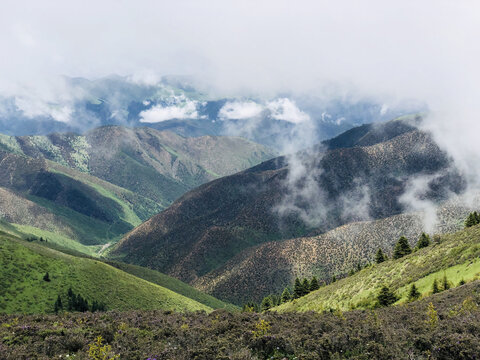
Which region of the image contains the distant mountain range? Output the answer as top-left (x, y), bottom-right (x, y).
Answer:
top-left (0, 75), bottom-right (424, 150)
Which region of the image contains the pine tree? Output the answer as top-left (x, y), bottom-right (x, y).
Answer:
top-left (416, 233), bottom-right (430, 249)
top-left (376, 285), bottom-right (398, 307)
top-left (43, 272), bottom-right (50, 282)
top-left (465, 211), bottom-right (480, 227)
top-left (375, 248), bottom-right (386, 264)
top-left (407, 284), bottom-right (421, 301)
top-left (309, 276), bottom-right (320, 291)
top-left (261, 296), bottom-right (272, 311)
top-left (458, 279), bottom-right (466, 286)
top-left (331, 275), bottom-right (337, 283)
top-left (432, 279), bottom-right (441, 294)
top-left (442, 274), bottom-right (450, 291)
top-left (293, 277), bottom-right (303, 299)
top-left (54, 295), bottom-right (63, 313)
top-left (393, 236), bottom-right (412, 259)
top-left (302, 278), bottom-right (310, 296)
top-left (281, 287), bottom-right (292, 303)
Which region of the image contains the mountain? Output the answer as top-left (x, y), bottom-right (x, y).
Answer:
top-left (112, 116), bottom-right (466, 303)
top-left (275, 222), bottom-right (480, 312)
top-left (0, 126), bottom-right (274, 250)
top-left (0, 231), bottom-right (213, 314)
top-left (0, 75), bottom-right (423, 150)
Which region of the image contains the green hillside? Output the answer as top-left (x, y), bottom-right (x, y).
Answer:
top-left (0, 232), bottom-right (211, 314)
top-left (275, 223), bottom-right (480, 312)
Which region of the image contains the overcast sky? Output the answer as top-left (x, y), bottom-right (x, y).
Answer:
top-left (0, 0), bottom-right (478, 98)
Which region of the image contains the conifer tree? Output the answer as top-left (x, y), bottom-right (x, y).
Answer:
top-left (458, 279), bottom-right (466, 286)
top-left (302, 278), bottom-right (310, 296)
top-left (293, 278), bottom-right (303, 299)
top-left (407, 284), bottom-right (421, 301)
top-left (331, 275), bottom-right (337, 283)
top-left (442, 274), bottom-right (450, 291)
top-left (432, 279), bottom-right (441, 294)
top-left (376, 285), bottom-right (398, 307)
top-left (465, 211), bottom-right (480, 227)
top-left (309, 276), bottom-right (320, 291)
top-left (375, 248), bottom-right (386, 264)
top-left (393, 236), bottom-right (412, 259)
top-left (54, 295), bottom-right (63, 313)
top-left (416, 233), bottom-right (430, 249)
top-left (43, 272), bottom-right (50, 282)
top-left (261, 296), bottom-right (272, 311)
top-left (281, 287), bottom-right (292, 303)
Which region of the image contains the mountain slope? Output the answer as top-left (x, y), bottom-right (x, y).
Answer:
top-left (0, 232), bottom-right (211, 314)
top-left (112, 119), bottom-right (463, 294)
top-left (193, 194), bottom-right (477, 304)
top-left (1, 126), bottom-right (275, 210)
top-left (275, 222), bottom-right (480, 312)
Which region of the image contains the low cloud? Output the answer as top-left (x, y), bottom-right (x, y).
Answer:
top-left (218, 101), bottom-right (264, 120)
top-left (139, 100), bottom-right (199, 123)
top-left (267, 98), bottom-right (310, 124)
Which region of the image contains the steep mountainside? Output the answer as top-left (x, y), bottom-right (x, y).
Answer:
top-left (194, 194), bottom-right (478, 304)
top-left (0, 232), bottom-right (212, 314)
top-left (113, 118), bottom-right (465, 303)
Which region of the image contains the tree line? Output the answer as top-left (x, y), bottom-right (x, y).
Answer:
top-left (54, 288), bottom-right (106, 313)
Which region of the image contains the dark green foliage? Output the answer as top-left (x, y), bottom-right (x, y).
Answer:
top-left (459, 279), bottom-right (466, 286)
top-left (42, 272), bottom-right (50, 282)
top-left (293, 278), bottom-right (303, 299)
top-left (301, 278), bottom-right (310, 296)
top-left (393, 236), bottom-right (412, 259)
top-left (54, 295), bottom-right (63, 313)
top-left (376, 285), bottom-right (398, 307)
top-left (261, 296), bottom-right (272, 312)
top-left (331, 275), bottom-right (337, 283)
top-left (465, 211), bottom-right (480, 228)
top-left (442, 274), bottom-right (450, 291)
top-left (309, 276), bottom-right (320, 292)
top-left (432, 279), bottom-right (441, 294)
top-left (63, 288), bottom-right (106, 313)
top-left (408, 284), bottom-right (421, 301)
top-left (417, 233), bottom-right (431, 249)
top-left (281, 288), bottom-right (291, 303)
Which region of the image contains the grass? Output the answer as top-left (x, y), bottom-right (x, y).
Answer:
top-left (104, 260), bottom-right (238, 311)
top-left (275, 223), bottom-right (480, 312)
top-left (0, 232), bottom-right (211, 314)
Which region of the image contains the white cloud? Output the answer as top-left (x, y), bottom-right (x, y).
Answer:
top-left (218, 101), bottom-right (264, 120)
top-left (139, 100), bottom-right (198, 123)
top-left (266, 98), bottom-right (310, 124)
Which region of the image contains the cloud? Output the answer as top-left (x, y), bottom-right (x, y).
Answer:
top-left (266, 98), bottom-right (310, 124)
top-left (218, 101), bottom-right (264, 120)
top-left (139, 100), bottom-right (199, 123)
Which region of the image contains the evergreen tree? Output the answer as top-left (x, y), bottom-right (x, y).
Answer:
top-left (393, 236), bottom-right (412, 259)
top-left (261, 296), bottom-right (272, 311)
top-left (376, 285), bottom-right (398, 307)
top-left (442, 274), bottom-right (450, 291)
top-left (331, 275), bottom-right (337, 283)
top-left (407, 284), bottom-right (421, 301)
top-left (416, 233), bottom-right (430, 249)
top-left (281, 287), bottom-right (292, 303)
top-left (293, 277), bottom-right (303, 299)
top-left (458, 279), bottom-right (466, 286)
top-left (348, 269), bottom-right (355, 276)
top-left (43, 272), bottom-right (50, 282)
top-left (54, 295), bottom-right (63, 313)
top-left (309, 276), bottom-right (320, 292)
top-left (432, 279), bottom-right (441, 294)
top-left (465, 211), bottom-right (480, 227)
top-left (302, 278), bottom-right (310, 296)
top-left (375, 248), bottom-right (386, 264)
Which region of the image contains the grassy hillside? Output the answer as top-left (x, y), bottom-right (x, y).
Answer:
top-left (0, 232), bottom-right (211, 314)
top-left (104, 260), bottom-right (238, 311)
top-left (275, 223), bottom-right (480, 312)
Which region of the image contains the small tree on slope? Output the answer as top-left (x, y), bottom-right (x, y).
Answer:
top-left (393, 236), bottom-right (412, 259)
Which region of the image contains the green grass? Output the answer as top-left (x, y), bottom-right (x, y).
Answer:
top-left (104, 261), bottom-right (238, 311)
top-left (0, 232), bottom-right (212, 314)
top-left (276, 223), bottom-right (480, 312)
